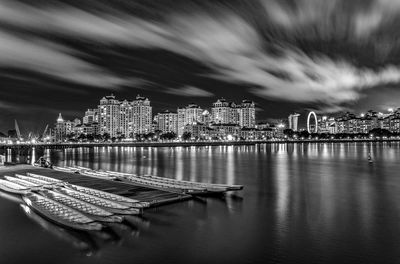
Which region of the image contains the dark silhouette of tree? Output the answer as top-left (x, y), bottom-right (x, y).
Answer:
top-left (299, 130), bottom-right (310, 139)
top-left (369, 128), bottom-right (392, 137)
top-left (102, 133), bottom-right (110, 141)
top-left (283, 129), bottom-right (294, 138)
top-left (182, 132), bottom-right (191, 141)
top-left (160, 132), bottom-right (177, 140)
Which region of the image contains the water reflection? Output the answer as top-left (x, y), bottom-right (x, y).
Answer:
top-left (2, 143), bottom-right (400, 263)
top-left (20, 204), bottom-right (98, 256)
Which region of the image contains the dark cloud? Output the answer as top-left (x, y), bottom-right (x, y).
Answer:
top-left (0, 0), bottom-right (400, 132)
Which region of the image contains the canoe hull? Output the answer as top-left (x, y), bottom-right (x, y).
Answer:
top-left (22, 195), bottom-right (103, 231)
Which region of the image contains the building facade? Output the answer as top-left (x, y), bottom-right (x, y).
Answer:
top-left (177, 104), bottom-right (204, 136)
top-left (98, 94), bottom-right (120, 138)
top-left (238, 100), bottom-right (256, 128)
top-left (288, 113), bottom-right (300, 131)
top-left (131, 95), bottom-right (152, 135)
top-left (211, 98), bottom-right (238, 125)
top-left (83, 109), bottom-right (98, 125)
top-left (155, 110), bottom-right (178, 134)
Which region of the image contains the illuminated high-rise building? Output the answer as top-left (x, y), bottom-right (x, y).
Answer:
top-left (211, 98), bottom-right (239, 125)
top-left (238, 100), bottom-right (255, 128)
top-left (155, 110), bottom-right (178, 134)
top-left (119, 100), bottom-right (133, 138)
top-left (83, 109), bottom-right (98, 124)
top-left (131, 95), bottom-right (152, 135)
top-left (98, 94), bottom-right (120, 138)
top-left (288, 113), bottom-right (300, 131)
top-left (177, 104), bottom-right (203, 136)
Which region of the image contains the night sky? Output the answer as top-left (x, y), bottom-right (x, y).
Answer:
top-left (1, 0), bottom-right (400, 134)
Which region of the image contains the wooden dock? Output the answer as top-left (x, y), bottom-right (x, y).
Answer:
top-left (0, 165), bottom-right (192, 207)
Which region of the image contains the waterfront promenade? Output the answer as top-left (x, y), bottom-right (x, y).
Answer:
top-left (1, 138), bottom-right (400, 150)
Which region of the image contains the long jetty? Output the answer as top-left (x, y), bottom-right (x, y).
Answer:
top-left (0, 165), bottom-right (191, 207)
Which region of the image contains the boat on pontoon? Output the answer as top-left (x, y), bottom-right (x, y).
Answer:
top-left (64, 183), bottom-right (146, 208)
top-left (4, 176), bottom-right (42, 191)
top-left (0, 179), bottom-right (31, 194)
top-left (106, 170), bottom-right (244, 192)
top-left (15, 174), bottom-right (55, 188)
top-left (26, 173), bottom-right (64, 185)
top-left (40, 189), bottom-right (123, 223)
top-left (53, 166), bottom-right (79, 173)
top-left (75, 170), bottom-right (118, 180)
top-left (22, 192), bottom-right (103, 231)
top-left (55, 187), bottom-right (142, 215)
top-left (119, 176), bottom-right (210, 194)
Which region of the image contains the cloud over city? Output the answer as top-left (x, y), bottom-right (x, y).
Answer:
top-left (1, 0), bottom-right (400, 130)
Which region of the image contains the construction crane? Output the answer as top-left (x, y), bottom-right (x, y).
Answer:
top-left (41, 124), bottom-right (49, 141)
top-left (14, 120), bottom-right (22, 140)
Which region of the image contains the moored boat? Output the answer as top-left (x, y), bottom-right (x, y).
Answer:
top-left (4, 176), bottom-right (42, 190)
top-left (107, 170), bottom-right (243, 191)
top-left (55, 187), bottom-right (142, 215)
top-left (53, 166), bottom-right (79, 173)
top-left (20, 204), bottom-right (98, 255)
top-left (0, 179), bottom-right (31, 194)
top-left (123, 174), bottom-right (227, 192)
top-left (15, 174), bottom-right (55, 187)
top-left (64, 183), bottom-right (146, 208)
top-left (118, 175), bottom-right (211, 194)
top-left (22, 192), bottom-right (102, 231)
top-left (40, 190), bottom-right (123, 223)
top-left (78, 170), bottom-right (118, 180)
top-left (26, 173), bottom-right (64, 185)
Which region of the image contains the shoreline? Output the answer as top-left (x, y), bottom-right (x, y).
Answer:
top-left (1, 138), bottom-right (400, 149)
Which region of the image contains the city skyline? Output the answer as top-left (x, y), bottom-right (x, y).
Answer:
top-left (25, 93), bottom-right (400, 143)
top-left (2, 1), bottom-right (400, 132)
top-left (2, 91), bottom-right (400, 137)
top-left (51, 94), bottom-right (259, 142)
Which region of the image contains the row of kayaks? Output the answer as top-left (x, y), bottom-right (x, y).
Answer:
top-left (0, 173), bottom-right (148, 231)
top-left (54, 166), bottom-right (244, 195)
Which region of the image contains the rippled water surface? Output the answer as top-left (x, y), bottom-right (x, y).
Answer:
top-left (1, 143), bottom-right (400, 264)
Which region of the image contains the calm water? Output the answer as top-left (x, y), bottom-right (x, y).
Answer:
top-left (1, 143), bottom-right (400, 264)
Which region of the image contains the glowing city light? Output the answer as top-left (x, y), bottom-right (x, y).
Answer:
top-left (307, 111), bottom-right (318, 133)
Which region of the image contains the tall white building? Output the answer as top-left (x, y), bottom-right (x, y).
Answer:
top-left (238, 100), bottom-right (255, 128)
top-left (177, 104), bottom-right (203, 136)
top-left (119, 100), bottom-right (133, 137)
top-left (211, 98), bottom-right (238, 124)
top-left (288, 113), bottom-right (300, 131)
top-left (83, 109), bottom-right (98, 124)
top-left (131, 95), bottom-right (152, 135)
top-left (98, 94), bottom-right (120, 138)
top-left (155, 110), bottom-right (178, 134)
top-left (97, 94), bottom-right (152, 138)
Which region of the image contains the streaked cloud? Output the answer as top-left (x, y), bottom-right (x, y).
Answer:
top-left (0, 100), bottom-right (18, 111)
top-left (0, 0), bottom-right (400, 113)
top-left (166, 86), bottom-right (214, 97)
top-left (0, 30), bottom-right (132, 88)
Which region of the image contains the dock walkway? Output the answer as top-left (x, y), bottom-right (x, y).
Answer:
top-left (0, 165), bottom-right (191, 207)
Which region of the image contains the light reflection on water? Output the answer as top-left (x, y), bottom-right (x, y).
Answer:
top-left (1, 142), bottom-right (400, 264)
